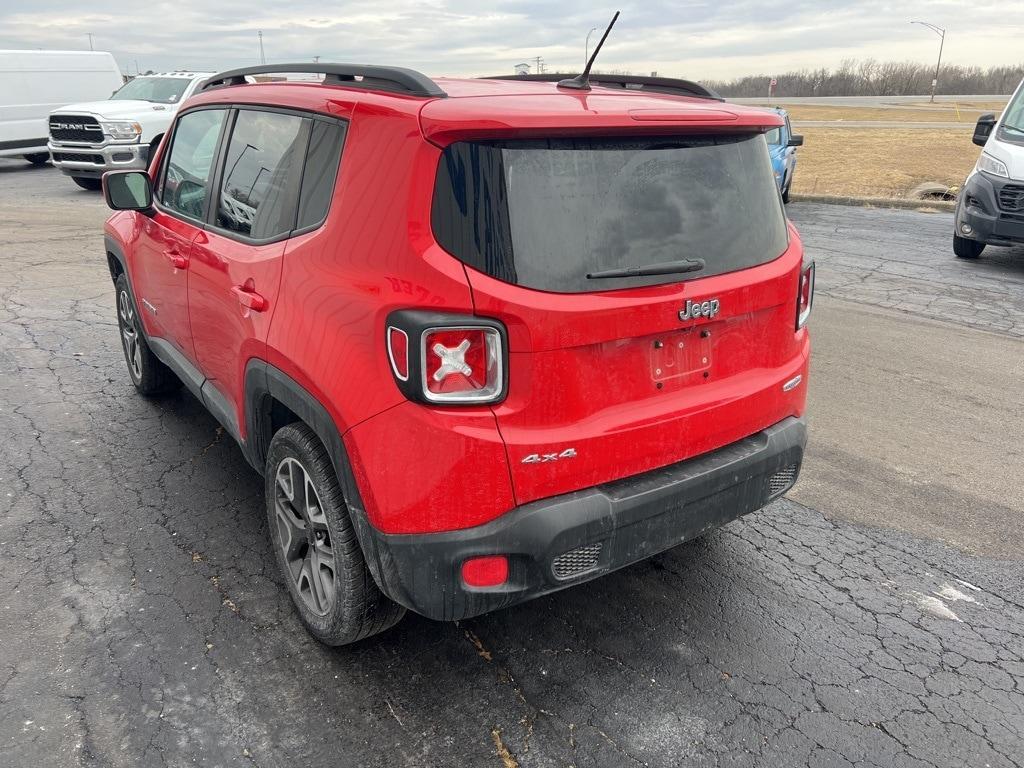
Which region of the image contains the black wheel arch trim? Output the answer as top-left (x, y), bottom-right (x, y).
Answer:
top-left (243, 360), bottom-right (398, 597)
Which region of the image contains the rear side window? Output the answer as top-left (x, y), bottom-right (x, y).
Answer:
top-left (216, 110), bottom-right (308, 240)
top-left (297, 120), bottom-right (346, 230)
top-left (160, 109), bottom-right (226, 220)
top-left (432, 134), bottom-right (789, 293)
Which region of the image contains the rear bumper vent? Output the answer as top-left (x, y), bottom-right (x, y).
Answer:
top-left (767, 464), bottom-right (798, 498)
top-left (552, 542), bottom-right (603, 580)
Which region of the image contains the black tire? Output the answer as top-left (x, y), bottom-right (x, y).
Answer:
top-left (24, 153), bottom-right (50, 166)
top-left (114, 274), bottom-right (182, 395)
top-left (781, 173), bottom-right (792, 204)
top-left (265, 423), bottom-right (405, 645)
top-left (72, 176), bottom-right (102, 191)
top-left (953, 233), bottom-right (985, 259)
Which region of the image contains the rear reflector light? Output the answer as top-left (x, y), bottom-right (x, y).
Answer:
top-left (422, 326), bottom-right (502, 403)
top-left (797, 261), bottom-right (815, 329)
top-left (462, 556), bottom-right (508, 588)
top-left (386, 326), bottom-right (409, 381)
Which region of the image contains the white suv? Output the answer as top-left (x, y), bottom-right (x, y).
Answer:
top-left (48, 71), bottom-right (212, 190)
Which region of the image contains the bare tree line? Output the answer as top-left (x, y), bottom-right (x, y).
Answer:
top-left (700, 59), bottom-right (1024, 97)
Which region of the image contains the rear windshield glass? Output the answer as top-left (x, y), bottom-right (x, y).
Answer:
top-left (432, 134), bottom-right (788, 293)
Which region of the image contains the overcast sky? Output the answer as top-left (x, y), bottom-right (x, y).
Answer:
top-left (1, 1), bottom-right (1020, 80)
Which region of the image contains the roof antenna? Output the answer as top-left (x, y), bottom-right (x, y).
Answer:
top-left (558, 11), bottom-right (620, 91)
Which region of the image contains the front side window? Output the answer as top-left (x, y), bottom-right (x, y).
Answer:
top-left (160, 109), bottom-right (225, 220)
top-left (765, 127), bottom-right (783, 146)
top-left (432, 134), bottom-right (789, 293)
top-left (216, 110), bottom-right (308, 240)
top-left (112, 77), bottom-right (191, 104)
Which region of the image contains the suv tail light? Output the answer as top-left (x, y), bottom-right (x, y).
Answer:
top-left (797, 261), bottom-right (815, 329)
top-left (386, 311), bottom-right (507, 405)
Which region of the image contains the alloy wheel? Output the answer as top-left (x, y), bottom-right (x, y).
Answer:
top-left (274, 457), bottom-right (337, 616)
top-left (118, 289), bottom-right (143, 380)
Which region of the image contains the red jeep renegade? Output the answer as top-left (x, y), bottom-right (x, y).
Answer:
top-left (102, 63), bottom-right (812, 645)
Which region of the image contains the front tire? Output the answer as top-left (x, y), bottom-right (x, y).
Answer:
top-left (24, 153), bottom-right (50, 166)
top-left (953, 233), bottom-right (985, 259)
top-left (265, 423), bottom-right (404, 645)
top-left (114, 274), bottom-right (181, 395)
top-left (781, 173), bottom-right (792, 204)
top-left (72, 176), bottom-right (102, 191)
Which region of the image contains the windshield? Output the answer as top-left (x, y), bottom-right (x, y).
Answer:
top-left (111, 77), bottom-right (191, 104)
top-left (1000, 83), bottom-right (1024, 136)
top-left (432, 134), bottom-right (788, 293)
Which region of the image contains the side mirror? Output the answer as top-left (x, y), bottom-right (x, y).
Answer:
top-left (973, 114), bottom-right (997, 147)
top-left (788, 135), bottom-right (804, 147)
top-left (103, 171), bottom-right (153, 212)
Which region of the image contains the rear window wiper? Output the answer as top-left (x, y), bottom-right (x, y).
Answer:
top-left (586, 258), bottom-right (706, 280)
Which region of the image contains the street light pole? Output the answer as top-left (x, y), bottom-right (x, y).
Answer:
top-left (910, 20), bottom-right (946, 103)
top-left (584, 27), bottom-right (598, 71)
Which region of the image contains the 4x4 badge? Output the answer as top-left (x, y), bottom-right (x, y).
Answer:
top-left (679, 298), bottom-right (720, 322)
top-left (522, 448), bottom-right (577, 464)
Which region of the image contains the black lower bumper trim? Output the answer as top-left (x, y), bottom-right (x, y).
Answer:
top-left (359, 416), bottom-right (807, 621)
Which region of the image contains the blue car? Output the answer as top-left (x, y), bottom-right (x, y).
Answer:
top-left (765, 108), bottom-right (803, 203)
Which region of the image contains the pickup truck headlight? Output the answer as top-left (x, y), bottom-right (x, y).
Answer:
top-left (976, 152), bottom-right (1009, 178)
top-left (100, 121), bottom-right (143, 141)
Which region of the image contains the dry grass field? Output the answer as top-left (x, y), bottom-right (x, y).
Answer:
top-left (791, 128), bottom-right (979, 198)
top-left (766, 99), bottom-right (1011, 199)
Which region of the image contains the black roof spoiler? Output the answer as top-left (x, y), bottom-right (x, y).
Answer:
top-left (200, 63), bottom-right (447, 99)
top-left (482, 73), bottom-right (723, 102)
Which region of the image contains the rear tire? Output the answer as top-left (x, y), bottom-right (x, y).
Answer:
top-left (72, 176), bottom-right (102, 191)
top-left (265, 423), bottom-right (405, 645)
top-left (953, 233), bottom-right (985, 259)
top-left (114, 274), bottom-right (181, 395)
top-left (24, 153), bottom-right (49, 166)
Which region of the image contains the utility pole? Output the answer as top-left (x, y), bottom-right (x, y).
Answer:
top-left (258, 30), bottom-right (266, 65)
top-left (533, 56), bottom-right (544, 75)
top-left (910, 20), bottom-right (945, 103)
top-left (584, 27), bottom-right (597, 70)
top-left (86, 33), bottom-right (94, 51)
top-left (313, 55), bottom-right (320, 64)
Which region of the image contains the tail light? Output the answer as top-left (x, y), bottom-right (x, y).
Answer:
top-left (386, 311), bottom-right (507, 405)
top-left (797, 261), bottom-right (814, 329)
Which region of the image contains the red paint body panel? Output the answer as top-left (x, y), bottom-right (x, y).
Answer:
top-left (106, 75), bottom-right (808, 539)
top-left (188, 230), bottom-right (286, 436)
top-left (343, 401), bottom-right (515, 534)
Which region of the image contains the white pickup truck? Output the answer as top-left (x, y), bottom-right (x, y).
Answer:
top-left (48, 71), bottom-right (212, 190)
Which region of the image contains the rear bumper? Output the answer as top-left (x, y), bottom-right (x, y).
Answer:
top-left (956, 171), bottom-right (1024, 246)
top-left (359, 416), bottom-right (806, 621)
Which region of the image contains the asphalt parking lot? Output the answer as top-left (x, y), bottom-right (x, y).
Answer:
top-left (2, 160), bottom-right (1023, 768)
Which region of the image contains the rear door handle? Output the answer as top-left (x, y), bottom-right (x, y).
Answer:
top-left (231, 284), bottom-right (268, 312)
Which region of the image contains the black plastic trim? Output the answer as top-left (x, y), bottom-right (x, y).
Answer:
top-left (361, 416), bottom-right (807, 621)
top-left (199, 63), bottom-right (447, 99)
top-left (482, 73), bottom-right (724, 102)
top-left (0, 138), bottom-right (49, 151)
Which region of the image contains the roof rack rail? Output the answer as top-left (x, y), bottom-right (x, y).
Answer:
top-left (200, 63), bottom-right (447, 98)
top-left (482, 73), bottom-right (723, 102)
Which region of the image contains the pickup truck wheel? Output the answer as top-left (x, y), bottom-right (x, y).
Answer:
top-left (72, 176), bottom-right (102, 191)
top-left (114, 274), bottom-right (181, 395)
top-left (781, 173), bottom-right (792, 204)
top-left (953, 233), bottom-right (985, 259)
top-left (266, 423), bottom-right (405, 645)
top-left (24, 153), bottom-right (50, 166)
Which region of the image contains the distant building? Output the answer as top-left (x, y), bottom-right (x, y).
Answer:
top-left (514, 63), bottom-right (530, 76)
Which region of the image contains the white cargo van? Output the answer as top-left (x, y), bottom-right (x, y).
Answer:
top-left (0, 50), bottom-right (123, 165)
top-left (954, 78), bottom-right (1024, 259)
